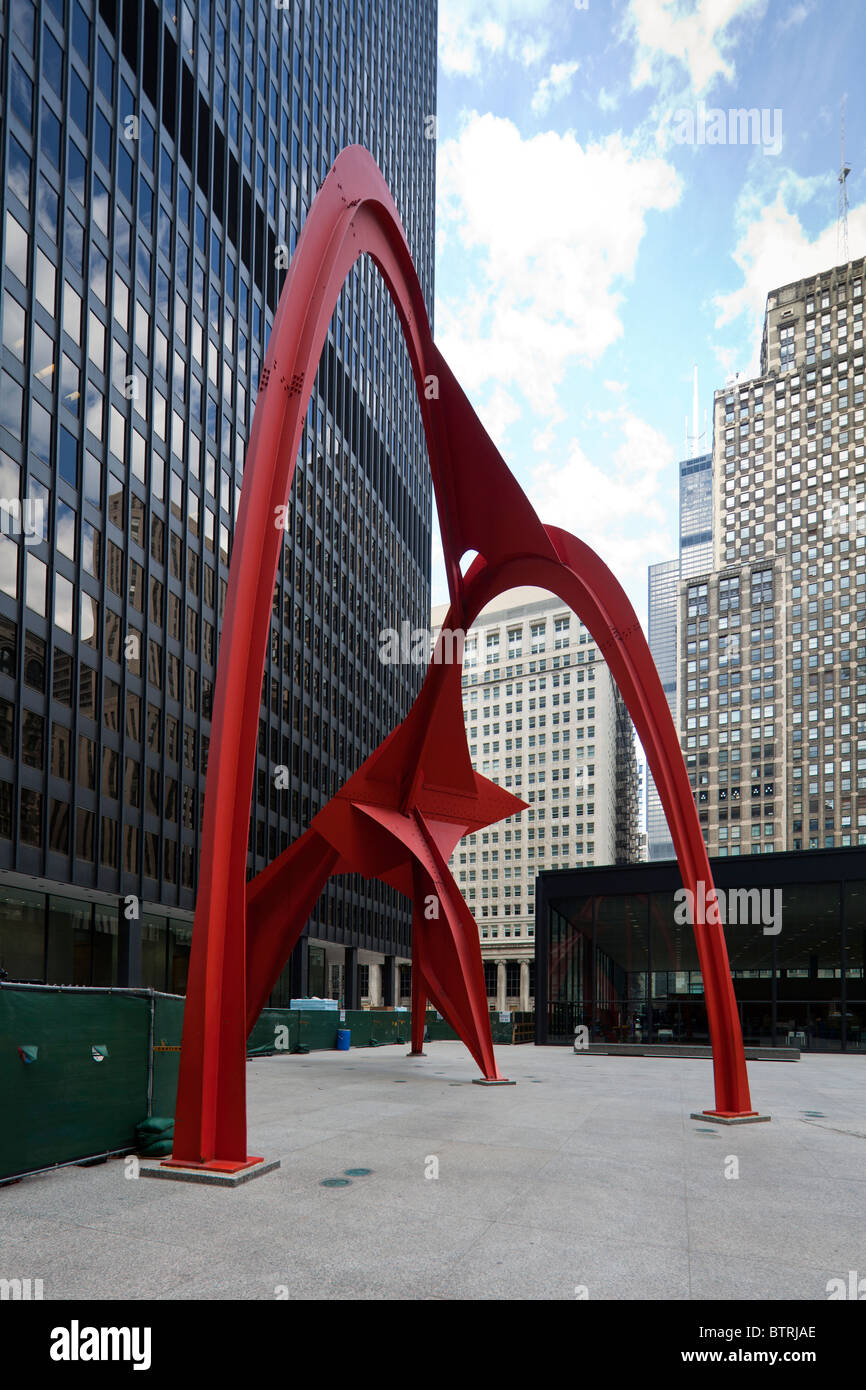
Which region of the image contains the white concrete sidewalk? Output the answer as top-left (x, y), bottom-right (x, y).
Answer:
top-left (2, 1043), bottom-right (864, 1300)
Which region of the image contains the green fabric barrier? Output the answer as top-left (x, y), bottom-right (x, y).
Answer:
top-left (0, 986), bottom-right (150, 1182)
top-left (247, 1008), bottom-right (417, 1055)
top-left (370, 1012), bottom-right (410, 1046)
top-left (342, 1010), bottom-right (372, 1046)
top-left (1, 988), bottom-right (527, 1182)
top-left (297, 1010), bottom-right (340, 1051)
top-left (151, 994), bottom-right (184, 1117)
top-left (246, 1008), bottom-right (300, 1056)
top-left (424, 1012), bottom-right (459, 1041)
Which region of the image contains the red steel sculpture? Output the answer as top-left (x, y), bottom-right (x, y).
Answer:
top-left (167, 147), bottom-right (757, 1173)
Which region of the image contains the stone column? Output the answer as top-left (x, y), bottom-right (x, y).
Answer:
top-left (520, 960), bottom-right (530, 1013)
top-left (496, 960), bottom-right (506, 1012)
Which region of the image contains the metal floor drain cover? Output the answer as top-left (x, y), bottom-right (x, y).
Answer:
top-left (344, 1168), bottom-right (372, 1177)
top-left (321, 1177), bottom-right (352, 1187)
top-left (803, 1111), bottom-right (826, 1117)
top-left (694, 1127), bottom-right (718, 1133)
top-left (393, 1079), bottom-right (407, 1084)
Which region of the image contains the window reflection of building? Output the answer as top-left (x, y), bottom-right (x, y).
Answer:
top-left (537, 854), bottom-right (866, 1052)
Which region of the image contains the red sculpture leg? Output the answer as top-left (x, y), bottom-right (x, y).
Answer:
top-left (245, 835), bottom-right (339, 1033)
top-left (348, 806), bottom-right (502, 1080)
top-left (409, 906), bottom-right (426, 1055)
top-left (442, 529), bottom-right (754, 1117)
top-left (408, 830), bottom-right (503, 1081)
top-left (237, 656), bottom-right (523, 1086)
top-left (169, 145), bottom-right (756, 1173)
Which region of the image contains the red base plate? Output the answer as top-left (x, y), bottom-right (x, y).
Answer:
top-left (161, 1155), bottom-right (265, 1174)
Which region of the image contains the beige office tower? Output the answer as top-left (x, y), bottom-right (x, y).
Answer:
top-left (679, 256), bottom-right (866, 856)
top-left (431, 587), bottom-right (640, 1011)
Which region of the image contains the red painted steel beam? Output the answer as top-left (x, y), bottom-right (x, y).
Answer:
top-left (169, 147), bottom-right (755, 1171)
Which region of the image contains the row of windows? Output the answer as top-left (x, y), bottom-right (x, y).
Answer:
top-left (0, 0), bottom-right (434, 931)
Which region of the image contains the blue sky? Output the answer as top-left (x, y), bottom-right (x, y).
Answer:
top-left (429, 0), bottom-right (866, 620)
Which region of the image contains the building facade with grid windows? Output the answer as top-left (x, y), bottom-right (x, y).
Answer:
top-left (680, 257), bottom-right (866, 856)
top-left (432, 587), bottom-right (641, 1013)
top-left (0, 0), bottom-right (436, 1006)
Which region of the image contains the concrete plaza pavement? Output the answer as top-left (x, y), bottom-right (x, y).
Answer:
top-left (2, 1043), bottom-right (864, 1300)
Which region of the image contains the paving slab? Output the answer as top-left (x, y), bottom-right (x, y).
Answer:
top-left (1, 1043), bottom-right (863, 1300)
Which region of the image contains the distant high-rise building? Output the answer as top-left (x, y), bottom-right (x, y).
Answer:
top-left (646, 558), bottom-right (678, 859)
top-left (679, 450), bottom-right (713, 578)
top-left (645, 375), bottom-right (713, 859)
top-left (432, 586), bottom-right (640, 1011)
top-left (0, 0), bottom-right (436, 1004)
top-left (679, 256), bottom-right (866, 855)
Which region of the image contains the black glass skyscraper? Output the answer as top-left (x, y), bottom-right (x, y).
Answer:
top-left (0, 0), bottom-right (436, 1002)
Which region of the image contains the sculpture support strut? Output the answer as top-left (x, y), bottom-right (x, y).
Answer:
top-left (169, 147), bottom-right (755, 1171)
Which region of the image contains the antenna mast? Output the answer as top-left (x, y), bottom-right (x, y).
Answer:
top-left (685, 366), bottom-right (705, 455)
top-left (838, 96), bottom-right (851, 264)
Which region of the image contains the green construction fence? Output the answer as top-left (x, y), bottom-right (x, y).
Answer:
top-left (0, 985), bottom-right (152, 1184)
top-left (0, 983), bottom-right (531, 1182)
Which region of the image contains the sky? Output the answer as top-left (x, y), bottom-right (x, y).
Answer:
top-left (430, 0), bottom-right (866, 623)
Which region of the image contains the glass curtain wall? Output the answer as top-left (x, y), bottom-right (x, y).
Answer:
top-left (545, 876), bottom-right (866, 1051)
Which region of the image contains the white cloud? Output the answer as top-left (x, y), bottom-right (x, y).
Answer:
top-left (625, 0), bottom-right (767, 97)
top-left (777, 1), bottom-right (813, 32)
top-left (713, 186), bottom-right (866, 375)
top-left (438, 0), bottom-right (554, 77)
top-left (436, 114), bottom-right (681, 419)
top-left (520, 36), bottom-right (549, 66)
top-left (528, 412), bottom-right (676, 608)
top-left (480, 20), bottom-right (506, 55)
top-left (532, 425), bottom-right (557, 452)
top-left (531, 60), bottom-right (580, 116)
top-left (476, 383), bottom-right (523, 452)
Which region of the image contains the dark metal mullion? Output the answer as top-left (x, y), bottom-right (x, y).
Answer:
top-left (840, 877), bottom-right (847, 1050)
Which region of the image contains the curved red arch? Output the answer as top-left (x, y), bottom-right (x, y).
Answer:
top-left (169, 147), bottom-right (755, 1171)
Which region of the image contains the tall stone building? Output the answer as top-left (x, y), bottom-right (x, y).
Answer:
top-left (432, 586), bottom-right (641, 1011)
top-left (679, 257), bottom-right (866, 855)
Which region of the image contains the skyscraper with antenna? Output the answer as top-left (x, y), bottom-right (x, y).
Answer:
top-left (646, 368), bottom-right (713, 858)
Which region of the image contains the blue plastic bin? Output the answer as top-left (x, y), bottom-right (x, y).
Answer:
top-left (336, 1029), bottom-right (351, 1051)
